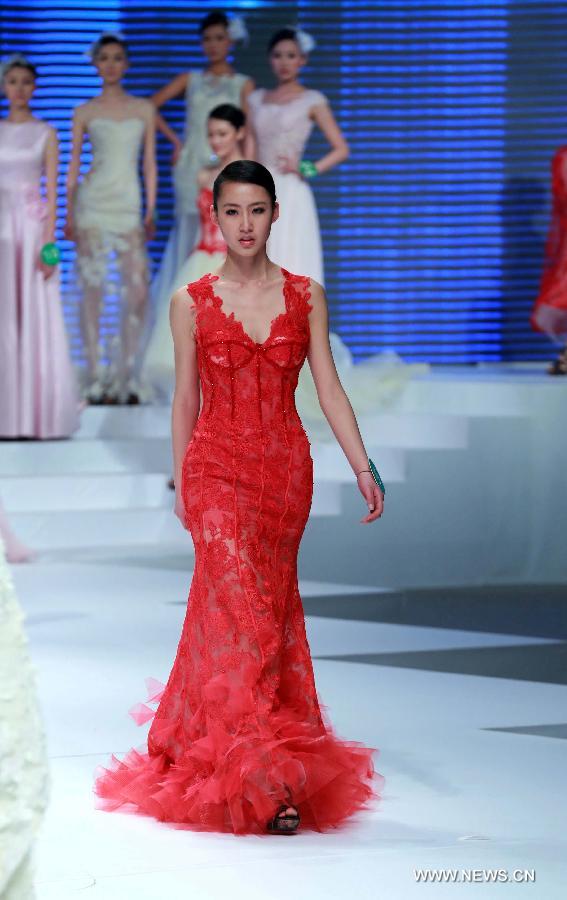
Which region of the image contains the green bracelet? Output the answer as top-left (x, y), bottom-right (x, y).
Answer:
top-left (357, 458), bottom-right (385, 495)
top-left (40, 242), bottom-right (60, 266)
top-left (298, 159), bottom-right (318, 180)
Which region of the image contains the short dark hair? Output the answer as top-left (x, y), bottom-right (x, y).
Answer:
top-left (199, 10), bottom-right (229, 35)
top-left (268, 27), bottom-right (299, 53)
top-left (213, 160), bottom-right (277, 210)
top-left (93, 34), bottom-right (129, 60)
top-left (208, 103), bottom-right (245, 130)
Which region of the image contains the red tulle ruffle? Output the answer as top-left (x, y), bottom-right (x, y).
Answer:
top-left (95, 679), bottom-right (380, 835)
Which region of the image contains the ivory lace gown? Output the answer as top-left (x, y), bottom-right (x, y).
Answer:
top-left (74, 114), bottom-right (150, 401)
top-left (95, 269), bottom-right (381, 834)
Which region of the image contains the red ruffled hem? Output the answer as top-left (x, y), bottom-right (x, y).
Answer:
top-left (94, 682), bottom-right (381, 834)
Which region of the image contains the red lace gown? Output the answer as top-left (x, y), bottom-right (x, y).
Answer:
top-left (95, 268), bottom-right (381, 833)
top-left (532, 146), bottom-right (567, 341)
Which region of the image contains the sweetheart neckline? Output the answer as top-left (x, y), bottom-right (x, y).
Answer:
top-left (206, 268), bottom-right (291, 348)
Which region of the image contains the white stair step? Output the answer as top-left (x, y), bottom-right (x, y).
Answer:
top-left (75, 405), bottom-right (469, 450)
top-left (0, 439), bottom-right (406, 482)
top-left (0, 473), bottom-right (171, 512)
top-left (9, 481), bottom-right (343, 550)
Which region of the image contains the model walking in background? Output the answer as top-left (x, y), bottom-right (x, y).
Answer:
top-left (248, 27), bottom-right (349, 284)
top-left (149, 9), bottom-right (253, 314)
top-left (66, 33), bottom-right (156, 404)
top-left (0, 55), bottom-right (78, 439)
top-left (531, 145), bottom-right (567, 374)
top-left (145, 103), bottom-right (245, 391)
top-left (95, 161), bottom-right (384, 835)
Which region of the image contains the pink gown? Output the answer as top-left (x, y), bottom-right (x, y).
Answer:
top-left (0, 119), bottom-right (79, 438)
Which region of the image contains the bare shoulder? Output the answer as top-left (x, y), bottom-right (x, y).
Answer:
top-left (307, 278), bottom-right (327, 308)
top-left (135, 97), bottom-right (155, 120)
top-left (73, 100), bottom-right (92, 121)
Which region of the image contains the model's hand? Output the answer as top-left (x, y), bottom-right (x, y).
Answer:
top-left (64, 219), bottom-right (75, 242)
top-left (357, 473), bottom-right (384, 524)
top-left (144, 210), bottom-right (156, 241)
top-left (277, 154), bottom-right (299, 175)
top-left (37, 258), bottom-right (56, 281)
top-left (174, 492), bottom-right (187, 528)
top-left (171, 136), bottom-right (183, 166)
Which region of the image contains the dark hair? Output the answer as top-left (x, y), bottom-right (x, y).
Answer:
top-left (208, 103), bottom-right (245, 130)
top-left (213, 160), bottom-right (276, 210)
top-left (93, 34), bottom-right (129, 60)
top-left (2, 56), bottom-right (38, 81)
top-left (268, 27), bottom-right (299, 53)
top-left (199, 10), bottom-right (229, 35)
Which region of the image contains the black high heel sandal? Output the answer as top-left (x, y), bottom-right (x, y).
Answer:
top-left (267, 804), bottom-right (300, 834)
top-left (548, 348), bottom-right (567, 375)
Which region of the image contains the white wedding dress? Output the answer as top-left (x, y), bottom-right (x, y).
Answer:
top-left (0, 542), bottom-right (48, 899)
top-left (73, 114), bottom-right (150, 402)
top-left (248, 88), bottom-right (426, 422)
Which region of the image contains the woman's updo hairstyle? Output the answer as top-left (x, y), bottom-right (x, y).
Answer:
top-left (213, 160), bottom-right (276, 211)
top-left (91, 33), bottom-right (129, 61)
top-left (0, 53), bottom-right (38, 81)
top-left (267, 27), bottom-right (299, 53)
top-left (208, 103), bottom-right (246, 130)
top-left (199, 10), bottom-right (229, 34)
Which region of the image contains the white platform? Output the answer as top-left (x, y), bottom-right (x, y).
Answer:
top-left (1, 364), bottom-right (566, 584)
top-left (11, 549), bottom-right (567, 899)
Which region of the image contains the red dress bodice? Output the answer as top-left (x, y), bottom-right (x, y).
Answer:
top-left (195, 187), bottom-right (226, 254)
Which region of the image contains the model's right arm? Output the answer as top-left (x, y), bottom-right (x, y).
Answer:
top-left (151, 72), bottom-right (190, 161)
top-left (65, 107), bottom-right (86, 241)
top-left (170, 287), bottom-right (200, 524)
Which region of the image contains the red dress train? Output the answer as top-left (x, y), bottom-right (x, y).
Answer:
top-left (532, 146), bottom-right (567, 341)
top-left (95, 269), bottom-right (381, 833)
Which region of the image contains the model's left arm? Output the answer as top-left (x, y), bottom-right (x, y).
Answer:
top-left (240, 78), bottom-right (256, 160)
top-left (307, 281), bottom-right (384, 524)
top-left (40, 126), bottom-right (59, 280)
top-left (142, 103), bottom-right (157, 239)
top-left (309, 101), bottom-right (349, 174)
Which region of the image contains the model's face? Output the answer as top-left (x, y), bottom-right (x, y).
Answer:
top-left (94, 43), bottom-right (128, 84)
top-left (270, 40), bottom-right (305, 83)
top-left (208, 118), bottom-right (242, 161)
top-left (212, 182), bottom-right (278, 255)
top-left (201, 25), bottom-right (232, 64)
top-left (3, 66), bottom-right (35, 108)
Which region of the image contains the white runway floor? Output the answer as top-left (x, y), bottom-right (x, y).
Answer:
top-left (12, 544), bottom-right (567, 900)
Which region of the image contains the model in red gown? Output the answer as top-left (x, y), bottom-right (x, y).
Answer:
top-left (95, 267), bottom-right (381, 833)
top-left (531, 146), bottom-right (567, 372)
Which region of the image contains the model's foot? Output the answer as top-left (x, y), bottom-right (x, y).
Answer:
top-left (267, 804), bottom-right (300, 834)
top-left (548, 348), bottom-right (567, 375)
top-left (167, 477), bottom-right (175, 491)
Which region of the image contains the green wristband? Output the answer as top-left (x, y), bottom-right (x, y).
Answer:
top-left (298, 159), bottom-right (318, 180)
top-left (40, 242), bottom-right (60, 266)
top-left (368, 458), bottom-right (385, 495)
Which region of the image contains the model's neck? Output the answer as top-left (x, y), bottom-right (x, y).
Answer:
top-left (277, 78), bottom-right (301, 91)
top-left (221, 251), bottom-right (275, 283)
top-left (218, 149), bottom-right (242, 168)
top-left (100, 83), bottom-right (127, 100)
top-left (7, 106), bottom-right (33, 123)
top-left (207, 61), bottom-right (233, 77)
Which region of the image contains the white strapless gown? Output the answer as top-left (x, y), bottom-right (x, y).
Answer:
top-left (248, 89), bottom-right (427, 421)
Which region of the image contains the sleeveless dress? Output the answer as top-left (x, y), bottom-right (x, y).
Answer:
top-left (95, 269), bottom-right (380, 834)
top-left (248, 88), bottom-right (327, 284)
top-left (0, 119), bottom-right (79, 438)
top-left (144, 187), bottom-right (226, 391)
top-left (74, 116), bottom-right (150, 402)
top-left (151, 70), bottom-right (249, 318)
top-left (531, 146), bottom-right (567, 342)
